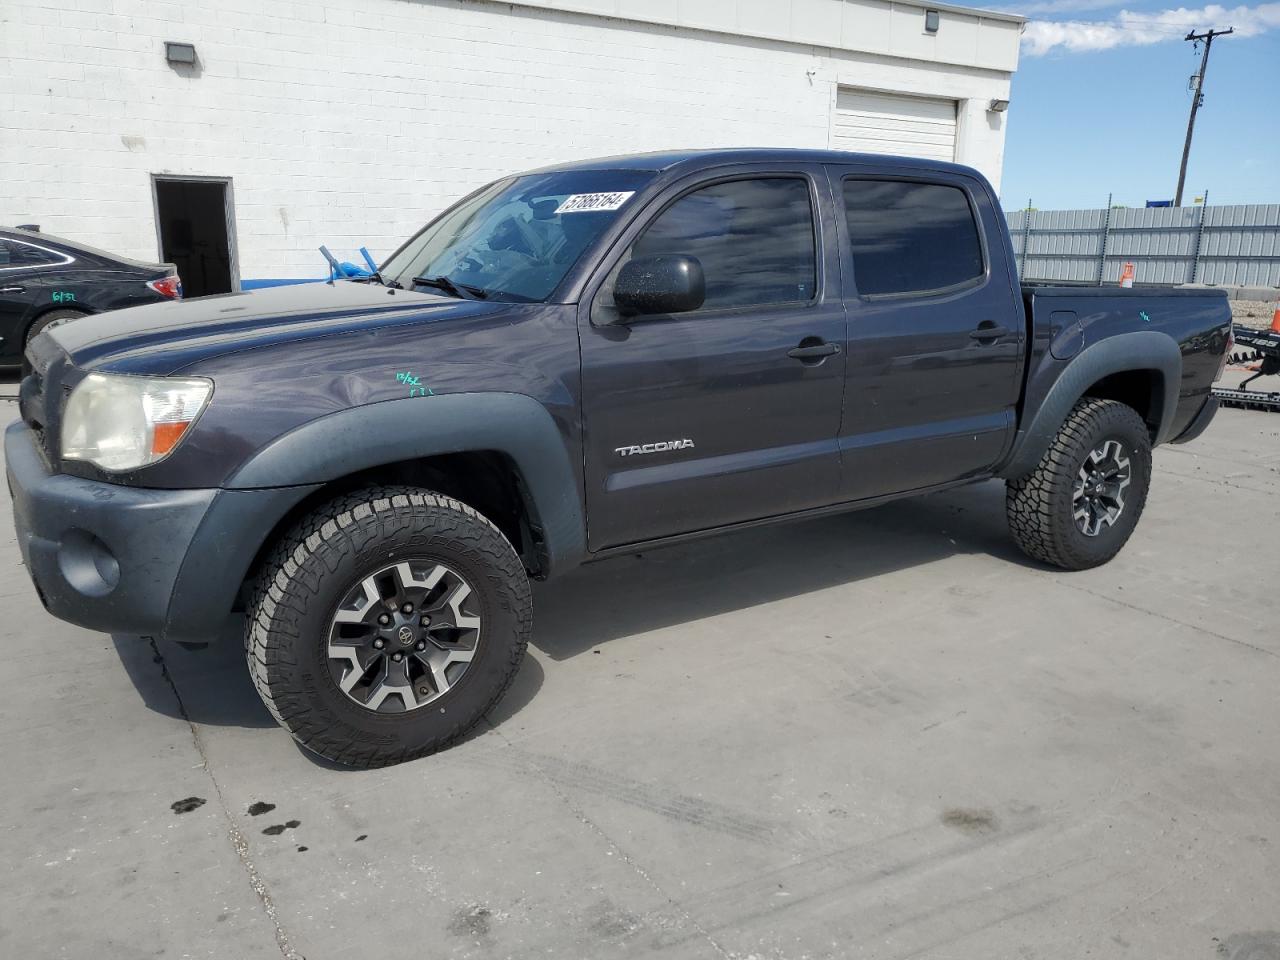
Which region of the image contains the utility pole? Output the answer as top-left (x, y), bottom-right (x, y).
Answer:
top-left (1174, 27), bottom-right (1232, 207)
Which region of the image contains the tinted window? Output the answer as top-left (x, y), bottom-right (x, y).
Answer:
top-left (842, 180), bottom-right (984, 296)
top-left (628, 178), bottom-right (816, 311)
top-left (0, 239), bottom-right (63, 268)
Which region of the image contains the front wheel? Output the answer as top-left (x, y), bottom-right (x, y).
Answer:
top-left (246, 486), bottom-right (531, 767)
top-left (1006, 397), bottom-right (1153, 570)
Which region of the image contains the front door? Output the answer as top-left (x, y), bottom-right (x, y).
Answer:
top-left (580, 170), bottom-right (846, 550)
top-left (830, 168), bottom-right (1025, 500)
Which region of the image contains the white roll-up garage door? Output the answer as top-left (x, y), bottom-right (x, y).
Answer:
top-left (831, 89), bottom-right (957, 162)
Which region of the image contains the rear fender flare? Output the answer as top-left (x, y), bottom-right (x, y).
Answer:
top-left (226, 392), bottom-right (586, 574)
top-left (999, 331), bottom-right (1180, 480)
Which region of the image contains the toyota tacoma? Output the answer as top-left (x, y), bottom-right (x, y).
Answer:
top-left (7, 149), bottom-right (1231, 766)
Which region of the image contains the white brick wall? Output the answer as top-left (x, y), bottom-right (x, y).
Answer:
top-left (0, 0), bottom-right (1015, 281)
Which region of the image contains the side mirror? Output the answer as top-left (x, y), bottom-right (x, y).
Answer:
top-left (613, 255), bottom-right (705, 318)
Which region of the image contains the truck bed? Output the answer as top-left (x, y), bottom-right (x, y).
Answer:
top-left (1011, 283), bottom-right (1232, 465)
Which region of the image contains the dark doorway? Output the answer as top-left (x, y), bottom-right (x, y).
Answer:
top-left (153, 178), bottom-right (234, 297)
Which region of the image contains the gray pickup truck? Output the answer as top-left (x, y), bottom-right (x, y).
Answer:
top-left (8, 149), bottom-right (1231, 766)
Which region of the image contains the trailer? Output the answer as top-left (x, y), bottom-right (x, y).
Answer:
top-left (1214, 326), bottom-right (1280, 413)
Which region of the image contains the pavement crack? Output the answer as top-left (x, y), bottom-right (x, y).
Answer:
top-left (1049, 581), bottom-right (1278, 659)
top-left (146, 637), bottom-right (304, 960)
top-left (483, 715), bottom-right (731, 958)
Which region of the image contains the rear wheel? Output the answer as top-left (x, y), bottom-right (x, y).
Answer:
top-left (1006, 397), bottom-right (1152, 570)
top-left (246, 486), bottom-right (531, 767)
top-left (26, 309), bottom-right (86, 347)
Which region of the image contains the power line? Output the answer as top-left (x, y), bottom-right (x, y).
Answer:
top-left (1174, 27), bottom-right (1233, 208)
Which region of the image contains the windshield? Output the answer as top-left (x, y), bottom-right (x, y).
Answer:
top-left (382, 170), bottom-right (655, 302)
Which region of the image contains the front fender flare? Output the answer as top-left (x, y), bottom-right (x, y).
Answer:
top-left (998, 331), bottom-right (1181, 480)
top-left (226, 392), bottom-right (586, 575)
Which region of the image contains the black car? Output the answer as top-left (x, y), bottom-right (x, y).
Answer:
top-left (0, 227), bottom-right (180, 367)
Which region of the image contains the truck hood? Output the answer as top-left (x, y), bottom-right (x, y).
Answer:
top-left (47, 281), bottom-right (507, 375)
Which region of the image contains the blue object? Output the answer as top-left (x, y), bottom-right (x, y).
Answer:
top-left (241, 278), bottom-right (323, 290)
top-left (1146, 200), bottom-right (1173, 208)
top-left (319, 245), bottom-right (373, 282)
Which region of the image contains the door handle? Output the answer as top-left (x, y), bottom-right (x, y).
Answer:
top-left (969, 324), bottom-right (1011, 342)
top-left (787, 340), bottom-right (840, 362)
top-left (0, 286), bottom-right (25, 294)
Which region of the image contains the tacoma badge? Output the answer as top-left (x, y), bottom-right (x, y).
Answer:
top-left (615, 439), bottom-right (695, 457)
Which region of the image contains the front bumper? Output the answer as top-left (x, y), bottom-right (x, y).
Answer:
top-left (6, 421), bottom-right (318, 643)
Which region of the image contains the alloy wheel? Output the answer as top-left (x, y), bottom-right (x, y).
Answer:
top-left (326, 560), bottom-right (481, 713)
top-left (1072, 439), bottom-right (1132, 537)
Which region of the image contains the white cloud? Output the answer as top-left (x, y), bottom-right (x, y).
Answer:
top-left (1021, 3), bottom-right (1280, 55)
top-left (989, 0), bottom-right (1124, 15)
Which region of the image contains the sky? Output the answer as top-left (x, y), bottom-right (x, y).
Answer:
top-left (988, 2), bottom-right (1280, 210)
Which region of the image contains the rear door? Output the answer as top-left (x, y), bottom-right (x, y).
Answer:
top-left (0, 237), bottom-right (63, 362)
top-left (579, 166), bottom-right (846, 550)
top-left (829, 167), bottom-right (1024, 500)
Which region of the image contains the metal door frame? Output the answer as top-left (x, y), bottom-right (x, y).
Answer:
top-left (150, 173), bottom-right (241, 293)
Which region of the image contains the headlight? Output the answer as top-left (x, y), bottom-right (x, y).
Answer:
top-left (61, 372), bottom-right (213, 472)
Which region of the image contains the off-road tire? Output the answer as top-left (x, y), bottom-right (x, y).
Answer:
top-left (1006, 397), bottom-right (1152, 570)
top-left (246, 486), bottom-right (531, 767)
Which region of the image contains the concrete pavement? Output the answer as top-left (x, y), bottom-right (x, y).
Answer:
top-left (1, 396), bottom-right (1277, 960)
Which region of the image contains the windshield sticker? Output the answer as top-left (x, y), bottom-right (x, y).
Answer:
top-left (555, 192), bottom-right (635, 214)
top-left (396, 371), bottom-right (434, 397)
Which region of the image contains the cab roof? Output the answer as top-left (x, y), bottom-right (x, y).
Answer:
top-left (529, 148), bottom-right (981, 181)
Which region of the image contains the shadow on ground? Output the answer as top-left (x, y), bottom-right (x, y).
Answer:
top-left (114, 611), bottom-right (548, 739)
top-left (112, 478), bottom-right (1028, 738)
top-left (112, 618), bottom-right (277, 730)
top-left (531, 478), bottom-right (1027, 661)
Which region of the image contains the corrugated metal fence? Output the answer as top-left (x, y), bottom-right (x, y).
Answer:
top-left (1005, 203), bottom-right (1280, 288)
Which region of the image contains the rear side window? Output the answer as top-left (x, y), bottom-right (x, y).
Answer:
top-left (842, 180), bottom-right (984, 297)
top-left (629, 177), bottom-right (817, 311)
top-left (0, 239), bottom-right (64, 269)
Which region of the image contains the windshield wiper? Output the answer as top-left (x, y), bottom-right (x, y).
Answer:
top-left (412, 275), bottom-right (489, 300)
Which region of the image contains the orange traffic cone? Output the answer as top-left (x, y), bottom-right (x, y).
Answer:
top-left (1271, 305), bottom-right (1280, 334)
top-left (1119, 262), bottom-right (1135, 288)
